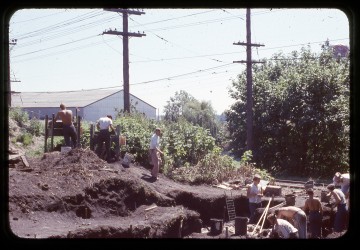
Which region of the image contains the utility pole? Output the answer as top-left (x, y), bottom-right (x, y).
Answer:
top-left (8, 39), bottom-right (17, 107)
top-left (233, 8), bottom-right (265, 151)
top-left (103, 8), bottom-right (145, 113)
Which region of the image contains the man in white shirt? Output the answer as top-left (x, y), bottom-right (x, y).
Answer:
top-left (267, 213), bottom-right (299, 239)
top-left (96, 115), bottom-right (116, 162)
top-left (247, 174), bottom-right (264, 224)
top-left (333, 172), bottom-right (350, 199)
top-left (149, 128), bottom-right (163, 181)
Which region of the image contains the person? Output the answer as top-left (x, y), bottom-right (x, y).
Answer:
top-left (54, 103), bottom-right (77, 148)
top-left (303, 188), bottom-right (323, 238)
top-left (267, 213), bottom-right (299, 239)
top-left (332, 172), bottom-right (350, 199)
top-left (247, 174), bottom-right (264, 224)
top-left (149, 128), bottom-right (163, 181)
top-left (326, 184), bottom-right (348, 233)
top-left (274, 206), bottom-right (307, 239)
top-left (96, 115), bottom-right (116, 162)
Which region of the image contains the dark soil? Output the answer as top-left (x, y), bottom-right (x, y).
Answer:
top-left (6, 148), bottom-right (347, 239)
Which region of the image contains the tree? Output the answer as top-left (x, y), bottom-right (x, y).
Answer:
top-left (225, 45), bottom-right (350, 177)
top-left (163, 90), bottom-right (196, 122)
top-left (163, 90), bottom-right (222, 138)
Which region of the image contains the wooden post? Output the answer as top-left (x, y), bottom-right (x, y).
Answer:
top-left (76, 115), bottom-right (81, 148)
top-left (51, 113), bottom-right (55, 151)
top-left (44, 115), bottom-right (48, 152)
top-left (90, 124), bottom-right (94, 150)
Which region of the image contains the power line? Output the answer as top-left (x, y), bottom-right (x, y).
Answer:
top-left (10, 10), bottom-right (68, 24)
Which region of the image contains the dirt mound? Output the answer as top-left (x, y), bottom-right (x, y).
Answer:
top-left (6, 124), bottom-right (350, 239)
top-left (8, 148), bottom-right (228, 238)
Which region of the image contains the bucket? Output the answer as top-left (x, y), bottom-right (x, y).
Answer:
top-left (210, 219), bottom-right (223, 235)
top-left (321, 190), bottom-right (330, 203)
top-left (122, 153), bottom-right (133, 166)
top-left (285, 194), bottom-right (296, 206)
top-left (61, 146), bottom-right (72, 153)
top-left (119, 135), bottom-right (126, 146)
top-left (235, 217), bottom-right (248, 236)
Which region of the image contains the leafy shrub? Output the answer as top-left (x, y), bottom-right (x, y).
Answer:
top-left (114, 112), bottom-right (157, 166)
top-left (16, 133), bottom-right (33, 146)
top-left (79, 120), bottom-right (91, 148)
top-left (161, 118), bottom-right (218, 168)
top-left (169, 150), bottom-right (274, 185)
top-left (9, 107), bottom-right (29, 127)
top-left (28, 117), bottom-right (43, 136)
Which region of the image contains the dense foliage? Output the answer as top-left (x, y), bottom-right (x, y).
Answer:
top-left (9, 107), bottom-right (44, 148)
top-left (163, 90), bottom-right (222, 139)
top-left (111, 112), bottom-right (268, 184)
top-left (225, 44), bottom-right (350, 178)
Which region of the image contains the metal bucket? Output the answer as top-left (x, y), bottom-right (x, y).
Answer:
top-left (210, 219), bottom-right (223, 235)
top-left (235, 217), bottom-right (248, 236)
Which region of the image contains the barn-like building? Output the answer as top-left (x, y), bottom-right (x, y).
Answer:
top-left (11, 88), bottom-right (157, 122)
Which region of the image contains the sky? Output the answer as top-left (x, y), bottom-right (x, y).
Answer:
top-left (8, 8), bottom-right (350, 115)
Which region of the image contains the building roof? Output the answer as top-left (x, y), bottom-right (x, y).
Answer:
top-left (11, 88), bottom-right (155, 108)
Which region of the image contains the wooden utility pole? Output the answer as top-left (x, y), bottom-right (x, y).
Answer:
top-left (103, 9), bottom-right (145, 113)
top-left (8, 39), bottom-right (17, 107)
top-left (233, 8), bottom-right (265, 151)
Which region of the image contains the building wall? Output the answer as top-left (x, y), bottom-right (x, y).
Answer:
top-left (83, 92), bottom-right (156, 122)
top-left (129, 95), bottom-right (157, 120)
top-left (12, 91), bottom-right (156, 123)
top-left (22, 107), bottom-right (84, 121)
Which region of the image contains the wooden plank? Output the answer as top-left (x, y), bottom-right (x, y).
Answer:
top-left (214, 184), bottom-right (233, 190)
top-left (9, 154), bottom-right (22, 160)
top-left (20, 155), bottom-right (29, 168)
top-left (145, 205), bottom-right (158, 211)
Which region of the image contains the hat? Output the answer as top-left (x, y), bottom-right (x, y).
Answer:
top-left (155, 128), bottom-right (161, 132)
top-left (253, 174), bottom-right (261, 180)
top-left (334, 172), bottom-right (341, 178)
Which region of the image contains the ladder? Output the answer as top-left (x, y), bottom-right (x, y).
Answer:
top-left (225, 193), bottom-right (236, 221)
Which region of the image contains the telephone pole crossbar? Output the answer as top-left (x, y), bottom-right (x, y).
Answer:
top-left (104, 8), bottom-right (145, 15)
top-left (233, 60), bottom-right (265, 64)
top-left (103, 8), bottom-right (145, 113)
top-left (233, 42), bottom-right (265, 47)
top-left (103, 31), bottom-right (145, 37)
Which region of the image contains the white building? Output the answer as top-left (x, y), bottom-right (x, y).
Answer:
top-left (11, 88), bottom-right (157, 122)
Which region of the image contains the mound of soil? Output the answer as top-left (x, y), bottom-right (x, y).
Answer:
top-left (6, 147), bottom-right (348, 240)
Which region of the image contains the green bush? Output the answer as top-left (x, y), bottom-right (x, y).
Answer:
top-left (16, 133), bottom-right (33, 146)
top-left (161, 118), bottom-right (218, 168)
top-left (79, 120), bottom-right (91, 148)
top-left (28, 117), bottom-right (43, 136)
top-left (9, 107), bottom-right (29, 127)
top-left (114, 112), bottom-right (157, 166)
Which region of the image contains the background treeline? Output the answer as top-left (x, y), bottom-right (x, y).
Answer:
top-left (225, 42), bottom-right (350, 178)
